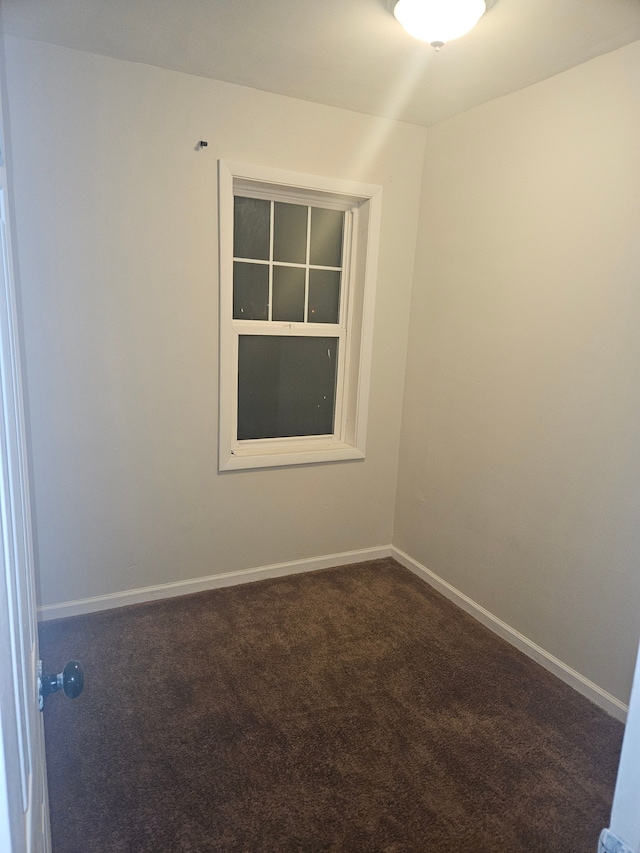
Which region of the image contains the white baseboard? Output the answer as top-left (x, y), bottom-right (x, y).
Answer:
top-left (38, 542), bottom-right (628, 721)
top-left (37, 545), bottom-right (394, 622)
top-left (391, 546), bottom-right (628, 722)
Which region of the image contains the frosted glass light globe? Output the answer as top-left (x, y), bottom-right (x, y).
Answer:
top-left (393, 0), bottom-right (487, 47)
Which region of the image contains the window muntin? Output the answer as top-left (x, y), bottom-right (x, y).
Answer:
top-left (219, 161), bottom-right (382, 471)
top-left (233, 196), bottom-right (345, 326)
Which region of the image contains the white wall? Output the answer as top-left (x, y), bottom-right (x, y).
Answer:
top-left (3, 36), bottom-right (426, 607)
top-left (395, 40), bottom-right (640, 705)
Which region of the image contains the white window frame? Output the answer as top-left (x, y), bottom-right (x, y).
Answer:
top-left (218, 160), bottom-right (382, 471)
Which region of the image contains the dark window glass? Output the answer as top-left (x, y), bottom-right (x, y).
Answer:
top-left (237, 336), bottom-right (338, 439)
top-left (233, 262), bottom-right (269, 320)
top-left (234, 197), bottom-right (270, 260)
top-left (309, 208), bottom-right (344, 267)
top-left (273, 202), bottom-right (307, 264)
top-left (308, 269), bottom-right (341, 324)
top-left (272, 266), bottom-right (305, 322)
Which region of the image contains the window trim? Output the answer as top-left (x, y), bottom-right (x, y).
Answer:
top-left (218, 160), bottom-right (382, 471)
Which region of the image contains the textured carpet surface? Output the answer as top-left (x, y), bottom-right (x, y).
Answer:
top-left (40, 558), bottom-right (623, 852)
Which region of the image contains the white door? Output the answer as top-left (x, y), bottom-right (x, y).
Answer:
top-left (0, 84), bottom-right (51, 853)
top-left (600, 641), bottom-right (640, 853)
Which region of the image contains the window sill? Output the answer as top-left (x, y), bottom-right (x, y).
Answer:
top-left (220, 441), bottom-right (365, 471)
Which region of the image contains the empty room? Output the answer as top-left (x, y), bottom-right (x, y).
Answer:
top-left (1, 1), bottom-right (639, 851)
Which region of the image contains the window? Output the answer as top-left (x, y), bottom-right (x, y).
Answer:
top-left (218, 160), bottom-right (382, 470)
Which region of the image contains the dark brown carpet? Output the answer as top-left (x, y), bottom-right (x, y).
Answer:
top-left (39, 558), bottom-right (623, 852)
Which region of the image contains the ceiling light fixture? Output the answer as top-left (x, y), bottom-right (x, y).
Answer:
top-left (386, 0), bottom-right (491, 50)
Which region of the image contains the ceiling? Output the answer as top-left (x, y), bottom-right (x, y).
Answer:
top-left (2, 0), bottom-right (640, 126)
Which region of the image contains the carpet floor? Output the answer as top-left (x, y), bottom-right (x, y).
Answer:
top-left (39, 558), bottom-right (624, 852)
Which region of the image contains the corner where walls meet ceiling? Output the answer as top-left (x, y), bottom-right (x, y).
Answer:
top-left (2, 0), bottom-right (640, 126)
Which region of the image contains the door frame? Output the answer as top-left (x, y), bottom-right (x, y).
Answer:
top-left (0, 38), bottom-right (51, 853)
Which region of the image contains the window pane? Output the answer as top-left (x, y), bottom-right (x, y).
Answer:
top-left (234, 196), bottom-right (270, 260)
top-left (238, 336), bottom-right (338, 440)
top-left (273, 202), bottom-right (307, 264)
top-left (308, 269), bottom-right (341, 324)
top-left (233, 262), bottom-right (269, 320)
top-left (272, 266), bottom-right (305, 322)
top-left (310, 208), bottom-right (344, 267)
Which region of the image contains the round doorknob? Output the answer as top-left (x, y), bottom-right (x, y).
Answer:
top-left (39, 660), bottom-right (84, 709)
top-left (60, 660), bottom-right (84, 698)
